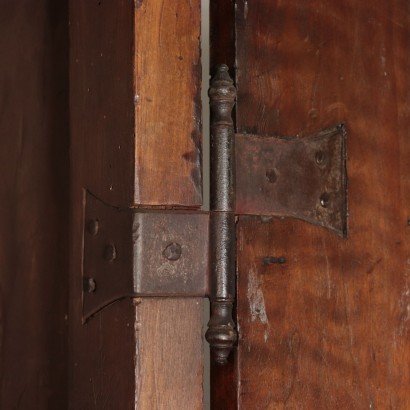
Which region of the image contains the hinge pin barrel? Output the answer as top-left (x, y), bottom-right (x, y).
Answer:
top-left (206, 65), bottom-right (238, 365)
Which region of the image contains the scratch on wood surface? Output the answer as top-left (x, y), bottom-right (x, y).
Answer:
top-left (247, 266), bottom-right (269, 337)
top-left (238, 227), bottom-right (244, 252)
top-left (244, 1), bottom-right (248, 19)
top-left (310, 46), bottom-right (322, 115)
top-left (134, 304), bottom-right (141, 409)
top-left (91, 377), bottom-right (97, 409)
top-left (325, 101), bottom-right (348, 116)
top-left (342, 279), bottom-right (360, 367)
top-left (159, 0), bottom-right (165, 47)
top-left (321, 237), bottom-right (332, 299)
top-left (366, 257), bottom-right (382, 274)
top-left (398, 281), bottom-right (410, 336)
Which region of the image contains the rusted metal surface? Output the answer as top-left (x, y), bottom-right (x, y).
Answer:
top-left (207, 212), bottom-right (237, 364)
top-left (132, 209), bottom-right (209, 296)
top-left (83, 191), bottom-right (209, 320)
top-left (206, 65), bottom-right (238, 365)
top-left (236, 124), bottom-right (347, 236)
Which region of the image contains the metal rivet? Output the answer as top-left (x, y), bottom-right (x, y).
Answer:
top-left (104, 243), bottom-right (117, 261)
top-left (407, 219), bottom-right (410, 226)
top-left (84, 277), bottom-right (96, 293)
top-left (320, 192), bottom-right (330, 208)
top-left (163, 242), bottom-right (182, 261)
top-left (87, 219), bottom-right (99, 235)
top-left (265, 169), bottom-right (277, 184)
top-left (315, 151), bottom-right (327, 165)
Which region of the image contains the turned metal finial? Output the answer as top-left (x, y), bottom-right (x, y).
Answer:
top-left (206, 65), bottom-right (237, 365)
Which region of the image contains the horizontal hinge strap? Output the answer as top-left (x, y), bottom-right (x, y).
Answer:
top-left (236, 124), bottom-right (347, 236)
top-left (82, 191), bottom-right (209, 321)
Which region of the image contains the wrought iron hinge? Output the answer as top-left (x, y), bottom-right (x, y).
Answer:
top-left (82, 65), bottom-right (347, 365)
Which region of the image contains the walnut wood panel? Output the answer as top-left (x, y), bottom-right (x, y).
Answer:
top-left (0, 1), bottom-right (69, 408)
top-left (231, 1), bottom-right (410, 408)
top-left (134, 0), bottom-right (202, 206)
top-left (70, 1), bottom-right (204, 408)
top-left (69, 2), bottom-right (136, 408)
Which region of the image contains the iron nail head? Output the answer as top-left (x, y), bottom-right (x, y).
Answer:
top-left (163, 242), bottom-right (182, 261)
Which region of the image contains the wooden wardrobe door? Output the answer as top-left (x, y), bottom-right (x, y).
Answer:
top-left (212, 1), bottom-right (410, 408)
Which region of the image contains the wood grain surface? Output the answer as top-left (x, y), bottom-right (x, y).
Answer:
top-left (134, 1), bottom-right (202, 207)
top-left (0, 2), bottom-right (69, 408)
top-left (231, 0), bottom-right (410, 408)
top-left (136, 299), bottom-right (204, 409)
top-left (70, 1), bottom-right (204, 408)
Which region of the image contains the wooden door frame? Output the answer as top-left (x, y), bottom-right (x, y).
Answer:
top-left (0, 1), bottom-right (69, 408)
top-left (69, 1), bottom-right (205, 408)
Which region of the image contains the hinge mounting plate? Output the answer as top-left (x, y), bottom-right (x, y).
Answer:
top-left (83, 191), bottom-right (209, 321)
top-left (236, 124), bottom-right (347, 236)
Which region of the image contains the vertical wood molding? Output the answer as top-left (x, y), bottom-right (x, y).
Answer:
top-left (233, 0), bottom-right (410, 408)
top-left (134, 1), bottom-right (202, 207)
top-left (133, 2), bottom-right (204, 408)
